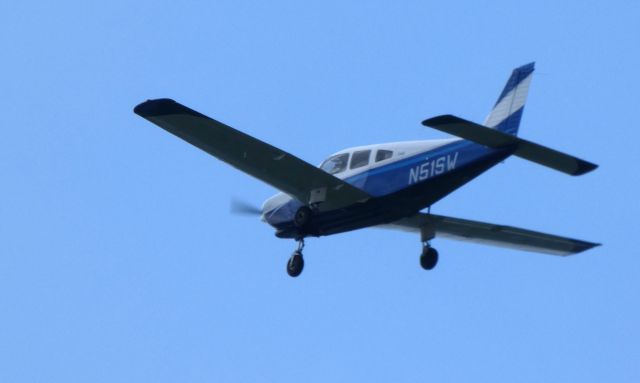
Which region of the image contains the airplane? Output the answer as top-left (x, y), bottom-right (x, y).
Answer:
top-left (134, 62), bottom-right (599, 277)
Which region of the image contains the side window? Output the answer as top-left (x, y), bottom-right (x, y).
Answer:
top-left (320, 153), bottom-right (349, 175)
top-left (350, 150), bottom-right (371, 170)
top-left (375, 149), bottom-right (393, 162)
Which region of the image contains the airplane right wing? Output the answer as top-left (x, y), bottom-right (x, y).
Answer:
top-left (380, 212), bottom-right (600, 255)
top-left (134, 99), bottom-right (371, 211)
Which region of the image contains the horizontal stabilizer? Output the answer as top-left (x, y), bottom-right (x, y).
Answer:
top-left (380, 212), bottom-right (600, 256)
top-left (422, 115), bottom-right (598, 176)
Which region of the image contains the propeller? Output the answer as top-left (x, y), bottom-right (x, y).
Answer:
top-left (230, 198), bottom-right (263, 216)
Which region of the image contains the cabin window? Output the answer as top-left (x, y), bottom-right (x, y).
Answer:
top-left (350, 150), bottom-right (371, 169)
top-left (320, 153), bottom-right (349, 175)
top-left (375, 149), bottom-right (393, 162)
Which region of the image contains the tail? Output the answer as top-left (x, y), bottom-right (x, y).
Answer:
top-left (483, 62), bottom-right (535, 136)
top-left (423, 62), bottom-right (598, 176)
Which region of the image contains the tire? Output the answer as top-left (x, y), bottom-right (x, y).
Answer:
top-left (420, 247), bottom-right (439, 270)
top-left (286, 251), bottom-right (304, 277)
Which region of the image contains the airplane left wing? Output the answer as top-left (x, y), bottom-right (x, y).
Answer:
top-left (380, 212), bottom-right (599, 255)
top-left (134, 99), bottom-right (371, 211)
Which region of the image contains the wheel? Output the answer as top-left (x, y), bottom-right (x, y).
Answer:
top-left (420, 247), bottom-right (439, 270)
top-left (286, 251), bottom-right (304, 277)
top-left (293, 206), bottom-right (312, 228)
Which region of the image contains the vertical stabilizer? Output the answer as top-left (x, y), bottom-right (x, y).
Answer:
top-left (483, 62), bottom-right (535, 135)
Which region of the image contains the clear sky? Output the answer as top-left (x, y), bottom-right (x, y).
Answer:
top-left (1, 1), bottom-right (638, 382)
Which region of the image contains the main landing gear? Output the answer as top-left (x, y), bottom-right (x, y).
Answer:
top-left (285, 239), bottom-right (438, 276)
top-left (286, 239), bottom-right (305, 277)
top-left (286, 206), bottom-right (313, 277)
top-left (420, 244), bottom-right (439, 270)
top-left (419, 213), bottom-right (438, 270)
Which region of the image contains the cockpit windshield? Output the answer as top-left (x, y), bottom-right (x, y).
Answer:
top-left (320, 153), bottom-right (349, 175)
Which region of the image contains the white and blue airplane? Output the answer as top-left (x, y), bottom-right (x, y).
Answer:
top-left (135, 63), bottom-right (599, 277)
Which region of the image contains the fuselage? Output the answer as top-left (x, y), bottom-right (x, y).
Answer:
top-left (261, 137), bottom-right (514, 238)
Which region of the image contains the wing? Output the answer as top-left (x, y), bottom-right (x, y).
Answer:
top-left (134, 99), bottom-right (370, 211)
top-left (380, 212), bottom-right (599, 255)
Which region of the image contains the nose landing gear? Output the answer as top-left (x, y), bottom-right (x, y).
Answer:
top-left (286, 239), bottom-right (305, 277)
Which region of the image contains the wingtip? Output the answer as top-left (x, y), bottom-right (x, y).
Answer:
top-left (571, 241), bottom-right (601, 255)
top-left (133, 98), bottom-right (178, 117)
top-left (571, 161), bottom-right (599, 176)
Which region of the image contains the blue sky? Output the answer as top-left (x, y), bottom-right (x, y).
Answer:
top-left (1, 1), bottom-right (638, 381)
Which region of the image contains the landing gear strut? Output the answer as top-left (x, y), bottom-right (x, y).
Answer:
top-left (420, 244), bottom-right (439, 270)
top-left (286, 239), bottom-right (305, 277)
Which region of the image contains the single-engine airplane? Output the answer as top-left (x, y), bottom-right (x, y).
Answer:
top-left (134, 62), bottom-right (599, 277)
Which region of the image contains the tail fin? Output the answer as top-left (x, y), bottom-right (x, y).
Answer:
top-left (483, 62), bottom-right (535, 136)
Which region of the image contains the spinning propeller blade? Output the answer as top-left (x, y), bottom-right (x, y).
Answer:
top-left (230, 199), bottom-right (262, 216)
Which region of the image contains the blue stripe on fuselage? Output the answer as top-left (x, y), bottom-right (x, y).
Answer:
top-left (346, 140), bottom-right (469, 184)
top-left (347, 139), bottom-right (493, 197)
